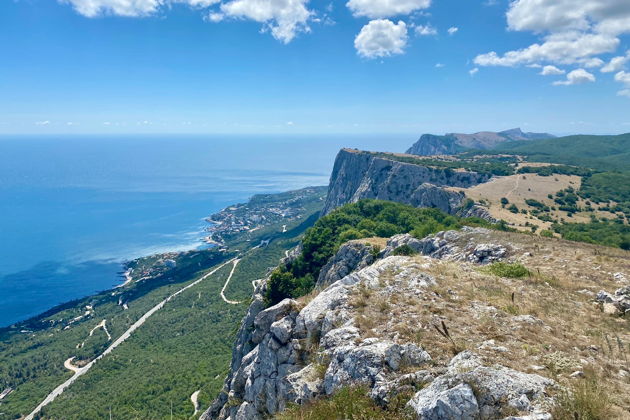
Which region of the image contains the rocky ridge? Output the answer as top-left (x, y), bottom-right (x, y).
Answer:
top-left (321, 149), bottom-right (492, 216)
top-left (202, 228), bottom-right (569, 420)
top-left (406, 128), bottom-right (555, 156)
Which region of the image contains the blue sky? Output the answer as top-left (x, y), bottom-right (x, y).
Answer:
top-left (1, 0), bottom-right (629, 135)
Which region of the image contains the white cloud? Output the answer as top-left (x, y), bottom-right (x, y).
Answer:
top-left (435, 62), bottom-right (444, 68)
top-left (475, 0), bottom-right (630, 88)
top-left (615, 70), bottom-right (630, 85)
top-left (354, 19), bottom-right (407, 59)
top-left (219, 0), bottom-right (312, 43)
top-left (415, 24), bottom-right (437, 36)
top-left (581, 57), bottom-right (604, 68)
top-left (601, 51), bottom-right (630, 73)
top-left (552, 68), bottom-right (596, 85)
top-left (475, 32), bottom-right (618, 67)
top-left (618, 89), bottom-right (630, 98)
top-left (469, 67), bottom-right (479, 76)
top-left (540, 65), bottom-right (565, 75)
top-left (207, 11), bottom-right (224, 21)
top-left (346, 0), bottom-right (430, 19)
top-left (286, 121), bottom-right (294, 125)
top-left (447, 26), bottom-right (458, 35)
top-left (506, 0), bottom-right (630, 36)
top-left (60, 0), bottom-right (163, 17)
top-left (60, 0), bottom-right (311, 43)
top-left (63, 0), bottom-right (221, 16)
top-left (35, 120), bottom-right (50, 125)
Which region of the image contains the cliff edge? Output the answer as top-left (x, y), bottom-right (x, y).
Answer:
top-left (203, 227), bottom-right (630, 419)
top-left (321, 149), bottom-right (491, 216)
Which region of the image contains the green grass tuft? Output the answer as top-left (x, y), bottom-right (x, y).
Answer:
top-left (484, 262), bottom-right (530, 278)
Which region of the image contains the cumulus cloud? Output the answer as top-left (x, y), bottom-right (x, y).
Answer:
top-left (474, 32), bottom-right (618, 67)
top-left (618, 89), bottom-right (630, 98)
top-left (552, 68), bottom-right (596, 85)
top-left (35, 120), bottom-right (50, 125)
top-left (447, 26), bottom-right (458, 35)
top-left (601, 51), bottom-right (630, 73)
top-left (474, 0), bottom-right (630, 92)
top-left (60, 0), bottom-right (311, 43)
top-left (346, 0), bottom-right (430, 19)
top-left (207, 11), bottom-right (224, 21)
top-left (415, 24), bottom-right (437, 36)
top-left (218, 0), bottom-right (312, 43)
top-left (354, 19), bottom-right (407, 59)
top-left (469, 67), bottom-right (479, 76)
top-left (615, 70), bottom-right (630, 85)
top-left (505, 0), bottom-right (630, 35)
top-left (540, 65), bottom-right (565, 75)
top-left (60, 0), bottom-right (163, 17)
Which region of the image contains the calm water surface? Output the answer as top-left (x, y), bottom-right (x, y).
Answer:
top-left (0, 134), bottom-right (411, 326)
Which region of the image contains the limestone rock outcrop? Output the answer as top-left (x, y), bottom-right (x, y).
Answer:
top-left (596, 286), bottom-right (630, 315)
top-left (408, 351), bottom-right (555, 419)
top-left (203, 230), bottom-right (554, 420)
top-left (316, 241), bottom-right (376, 288)
top-left (381, 228), bottom-right (509, 264)
top-left (321, 149), bottom-right (492, 216)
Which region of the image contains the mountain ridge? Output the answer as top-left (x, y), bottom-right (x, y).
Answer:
top-left (406, 128), bottom-right (555, 156)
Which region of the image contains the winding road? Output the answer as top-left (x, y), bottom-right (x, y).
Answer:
top-left (220, 258), bottom-right (242, 304)
top-left (24, 258), bottom-right (237, 420)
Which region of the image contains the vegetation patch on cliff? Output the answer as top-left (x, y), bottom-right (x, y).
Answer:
top-left (265, 199), bottom-right (496, 305)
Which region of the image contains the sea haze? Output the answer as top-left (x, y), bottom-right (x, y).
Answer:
top-left (0, 134), bottom-right (412, 327)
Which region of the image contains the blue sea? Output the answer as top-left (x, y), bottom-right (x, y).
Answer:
top-left (0, 134), bottom-right (411, 327)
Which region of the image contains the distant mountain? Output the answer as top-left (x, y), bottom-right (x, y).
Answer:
top-left (406, 128), bottom-right (555, 156)
top-left (492, 133), bottom-right (630, 172)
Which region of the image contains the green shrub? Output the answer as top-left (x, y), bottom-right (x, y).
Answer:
top-left (392, 244), bottom-right (418, 256)
top-left (276, 386), bottom-right (414, 420)
top-left (540, 230), bottom-right (554, 238)
top-left (508, 204), bottom-right (519, 213)
top-left (484, 262), bottom-right (530, 278)
top-left (552, 219), bottom-right (630, 249)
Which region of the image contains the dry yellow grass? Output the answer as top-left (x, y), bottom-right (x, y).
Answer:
top-left (347, 237), bottom-right (389, 249)
top-left (347, 230), bottom-right (630, 417)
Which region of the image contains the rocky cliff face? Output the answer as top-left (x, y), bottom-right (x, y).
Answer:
top-left (321, 149), bottom-right (491, 216)
top-left (202, 228), bottom-right (567, 420)
top-left (406, 128), bottom-right (555, 156)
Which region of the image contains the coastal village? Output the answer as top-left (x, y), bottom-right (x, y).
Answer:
top-left (204, 187), bottom-right (327, 246)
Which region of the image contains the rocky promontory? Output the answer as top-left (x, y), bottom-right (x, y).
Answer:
top-left (203, 226), bottom-right (630, 419)
top-left (321, 149), bottom-right (491, 216)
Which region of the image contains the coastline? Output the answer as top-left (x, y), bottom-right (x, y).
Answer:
top-left (116, 269), bottom-right (134, 288)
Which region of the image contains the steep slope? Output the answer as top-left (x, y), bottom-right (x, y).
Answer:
top-left (321, 149), bottom-right (492, 216)
top-left (205, 228), bottom-right (630, 419)
top-left (406, 128), bottom-right (555, 156)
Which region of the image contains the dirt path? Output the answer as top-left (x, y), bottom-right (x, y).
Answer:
top-left (63, 357), bottom-right (80, 373)
top-left (89, 319), bottom-right (112, 341)
top-left (190, 390), bottom-right (201, 415)
top-left (24, 258), bottom-right (236, 420)
top-left (506, 173), bottom-right (522, 199)
top-left (220, 259), bottom-right (242, 305)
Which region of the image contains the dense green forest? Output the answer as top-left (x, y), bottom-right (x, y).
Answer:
top-left (266, 199), bottom-right (497, 305)
top-left (492, 133), bottom-right (630, 172)
top-left (552, 220), bottom-right (630, 250)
